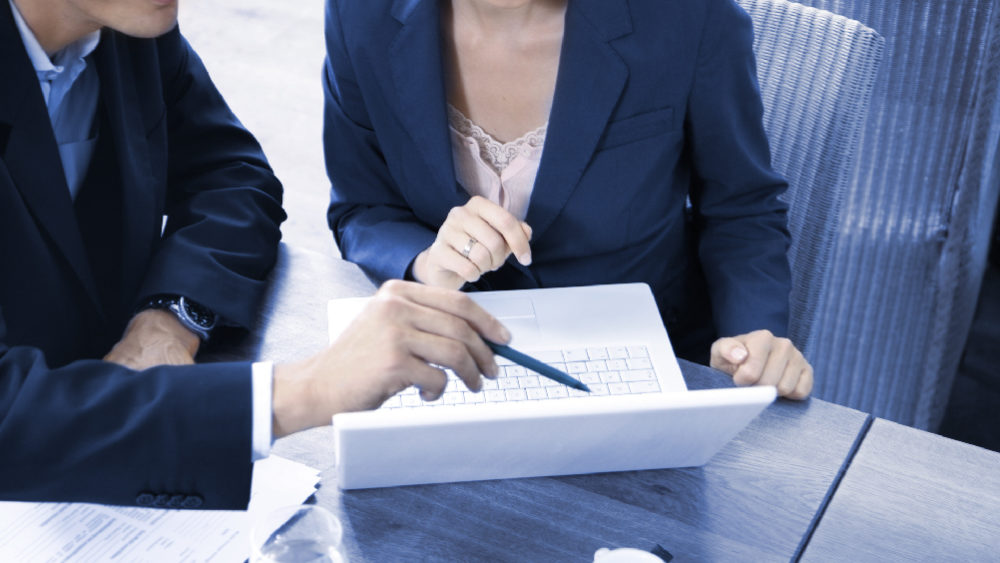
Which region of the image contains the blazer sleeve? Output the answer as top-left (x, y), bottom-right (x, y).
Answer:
top-left (323, 1), bottom-right (438, 281)
top-left (686, 0), bottom-right (792, 338)
top-left (137, 28), bottom-right (286, 328)
top-left (0, 306), bottom-right (254, 509)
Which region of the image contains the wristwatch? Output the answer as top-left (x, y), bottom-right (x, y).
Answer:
top-left (141, 295), bottom-right (218, 341)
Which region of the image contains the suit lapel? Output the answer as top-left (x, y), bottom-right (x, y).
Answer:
top-left (93, 32), bottom-right (157, 303)
top-left (0, 2), bottom-right (100, 309)
top-left (389, 0), bottom-right (464, 216)
top-left (525, 0), bottom-right (631, 241)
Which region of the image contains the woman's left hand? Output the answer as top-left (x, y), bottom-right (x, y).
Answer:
top-left (710, 330), bottom-right (813, 399)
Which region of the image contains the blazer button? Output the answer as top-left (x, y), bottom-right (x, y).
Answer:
top-left (182, 495), bottom-right (204, 509)
top-left (167, 495), bottom-right (186, 508)
top-left (153, 494), bottom-right (170, 507)
top-left (135, 492), bottom-right (154, 506)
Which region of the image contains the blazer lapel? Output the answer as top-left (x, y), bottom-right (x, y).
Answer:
top-left (525, 0), bottom-right (632, 241)
top-left (389, 0), bottom-right (464, 218)
top-left (93, 32), bottom-right (157, 302)
top-left (0, 3), bottom-right (101, 309)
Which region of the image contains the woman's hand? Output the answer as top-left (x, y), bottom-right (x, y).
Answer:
top-left (710, 330), bottom-right (813, 399)
top-left (413, 196), bottom-right (533, 289)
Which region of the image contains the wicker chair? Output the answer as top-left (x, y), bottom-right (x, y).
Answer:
top-left (779, 0), bottom-right (1000, 430)
top-left (733, 1), bottom-right (883, 381)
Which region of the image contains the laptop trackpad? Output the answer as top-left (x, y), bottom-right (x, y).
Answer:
top-left (469, 294), bottom-right (541, 343)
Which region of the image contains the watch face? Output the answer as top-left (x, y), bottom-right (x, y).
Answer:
top-left (180, 297), bottom-right (216, 330)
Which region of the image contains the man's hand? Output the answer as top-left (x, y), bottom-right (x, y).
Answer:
top-left (710, 330), bottom-right (813, 399)
top-left (270, 280), bottom-right (510, 437)
top-left (413, 196), bottom-right (533, 289)
top-left (104, 309), bottom-right (200, 370)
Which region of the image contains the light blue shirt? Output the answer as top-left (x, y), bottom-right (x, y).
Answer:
top-left (11, 1), bottom-right (273, 461)
top-left (10, 0), bottom-right (100, 200)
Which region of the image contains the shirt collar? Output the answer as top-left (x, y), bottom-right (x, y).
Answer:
top-left (9, 0), bottom-right (101, 75)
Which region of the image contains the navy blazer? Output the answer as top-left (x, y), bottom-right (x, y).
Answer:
top-left (324, 0), bottom-right (791, 359)
top-left (0, 3), bottom-right (285, 509)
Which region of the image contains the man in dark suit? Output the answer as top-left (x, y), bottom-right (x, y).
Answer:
top-left (0, 0), bottom-right (509, 509)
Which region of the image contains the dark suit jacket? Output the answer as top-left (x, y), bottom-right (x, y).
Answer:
top-left (0, 3), bottom-right (285, 509)
top-left (324, 0), bottom-right (791, 359)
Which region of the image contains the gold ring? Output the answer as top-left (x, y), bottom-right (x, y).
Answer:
top-left (461, 237), bottom-right (477, 258)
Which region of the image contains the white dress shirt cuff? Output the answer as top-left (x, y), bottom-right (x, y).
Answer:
top-left (251, 361), bottom-right (274, 462)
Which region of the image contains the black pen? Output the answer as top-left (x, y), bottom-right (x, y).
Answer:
top-left (486, 341), bottom-right (591, 392)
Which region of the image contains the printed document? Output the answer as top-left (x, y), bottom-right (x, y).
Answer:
top-left (0, 455), bottom-right (320, 562)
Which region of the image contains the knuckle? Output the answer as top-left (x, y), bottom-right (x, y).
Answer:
top-left (447, 291), bottom-right (473, 312)
top-left (497, 214), bottom-right (519, 233)
top-left (733, 369), bottom-right (754, 385)
top-left (444, 316), bottom-right (472, 340)
top-left (443, 341), bottom-right (467, 366)
top-left (462, 265), bottom-right (481, 281)
top-left (802, 372), bottom-right (815, 389)
top-left (454, 316), bottom-right (477, 338)
top-left (377, 293), bottom-right (406, 316)
top-left (380, 279), bottom-right (407, 295)
top-left (486, 240), bottom-right (507, 260)
top-left (778, 380), bottom-right (795, 395)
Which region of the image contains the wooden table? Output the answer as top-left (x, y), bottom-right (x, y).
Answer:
top-left (800, 418), bottom-right (1000, 562)
top-left (207, 244), bottom-right (871, 561)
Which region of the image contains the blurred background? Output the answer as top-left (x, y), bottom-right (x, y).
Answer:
top-left (180, 0), bottom-right (333, 256)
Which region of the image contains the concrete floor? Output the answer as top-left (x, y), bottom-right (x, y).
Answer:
top-left (179, 0), bottom-right (335, 256)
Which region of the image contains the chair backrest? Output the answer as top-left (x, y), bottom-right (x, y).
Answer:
top-left (735, 0), bottom-right (884, 356)
top-left (785, 0), bottom-right (1000, 430)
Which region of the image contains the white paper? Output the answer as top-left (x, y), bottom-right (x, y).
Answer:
top-left (0, 455), bottom-right (320, 562)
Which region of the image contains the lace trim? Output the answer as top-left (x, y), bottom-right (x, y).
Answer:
top-left (447, 104), bottom-right (546, 174)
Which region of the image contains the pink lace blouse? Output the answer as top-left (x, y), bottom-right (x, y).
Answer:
top-left (447, 104), bottom-right (546, 221)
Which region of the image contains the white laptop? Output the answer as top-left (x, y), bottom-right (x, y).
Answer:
top-left (327, 283), bottom-right (775, 489)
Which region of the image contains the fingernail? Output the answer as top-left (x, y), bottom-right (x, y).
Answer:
top-left (518, 253), bottom-right (532, 265)
top-left (488, 361), bottom-right (499, 379)
top-left (498, 325), bottom-right (512, 344)
top-left (731, 347), bottom-right (747, 362)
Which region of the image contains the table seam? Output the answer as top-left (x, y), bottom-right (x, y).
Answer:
top-left (792, 413), bottom-right (874, 562)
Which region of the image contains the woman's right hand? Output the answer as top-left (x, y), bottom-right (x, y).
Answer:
top-left (413, 196), bottom-right (533, 289)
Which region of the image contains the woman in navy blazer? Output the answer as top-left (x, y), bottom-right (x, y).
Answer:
top-left (324, 0), bottom-right (813, 398)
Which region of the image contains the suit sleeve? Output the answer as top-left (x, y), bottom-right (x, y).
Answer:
top-left (686, 0), bottom-right (792, 338)
top-left (323, 0), bottom-right (438, 281)
top-left (137, 28), bottom-right (286, 328)
top-left (0, 305), bottom-right (254, 508)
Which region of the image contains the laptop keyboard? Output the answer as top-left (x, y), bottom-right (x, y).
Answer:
top-left (380, 345), bottom-right (661, 409)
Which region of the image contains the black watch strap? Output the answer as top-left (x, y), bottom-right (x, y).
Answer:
top-left (141, 295), bottom-right (217, 341)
